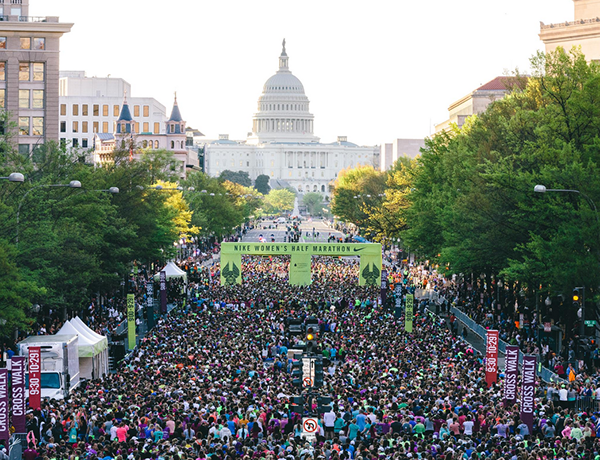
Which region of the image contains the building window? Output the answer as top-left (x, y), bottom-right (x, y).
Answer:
top-left (19, 117), bottom-right (29, 136)
top-left (143, 105), bottom-right (149, 117)
top-left (154, 140), bottom-right (159, 149)
top-left (82, 138), bottom-right (88, 148)
top-left (60, 121), bottom-right (66, 133)
top-left (19, 63), bottom-right (29, 81)
top-left (113, 105), bottom-right (119, 117)
top-left (72, 121), bottom-right (78, 133)
top-left (20, 38), bottom-right (30, 50)
top-left (72, 104), bottom-right (78, 116)
top-left (102, 122), bottom-right (108, 133)
top-left (143, 122), bottom-right (149, 132)
top-left (0, 89), bottom-right (4, 108)
top-left (134, 105), bottom-right (140, 117)
top-left (247, 161), bottom-right (250, 167)
top-left (80, 104), bottom-right (87, 116)
top-left (0, 38), bottom-right (5, 49)
top-left (32, 90), bottom-right (44, 109)
top-left (93, 105), bottom-right (99, 116)
top-left (93, 121), bottom-right (99, 133)
top-left (154, 122), bottom-right (159, 134)
top-left (60, 104), bottom-right (66, 116)
top-left (32, 62), bottom-right (44, 81)
top-left (134, 122), bottom-right (139, 133)
top-left (0, 62), bottom-right (5, 81)
top-left (33, 38), bottom-right (45, 50)
top-left (32, 117), bottom-right (43, 136)
top-left (82, 121), bottom-right (88, 133)
top-left (171, 141), bottom-right (175, 149)
top-left (102, 105), bottom-right (108, 116)
top-left (72, 138), bottom-right (78, 147)
top-left (19, 144), bottom-right (29, 155)
top-left (19, 90), bottom-right (29, 108)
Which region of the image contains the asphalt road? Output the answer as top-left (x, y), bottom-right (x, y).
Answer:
top-left (242, 218), bottom-right (344, 243)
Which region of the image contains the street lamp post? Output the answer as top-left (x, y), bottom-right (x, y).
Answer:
top-left (16, 180), bottom-right (82, 246)
top-left (534, 184), bottom-right (600, 337)
top-left (0, 172), bottom-right (25, 183)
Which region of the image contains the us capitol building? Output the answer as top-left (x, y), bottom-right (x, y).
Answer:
top-left (203, 41), bottom-right (377, 197)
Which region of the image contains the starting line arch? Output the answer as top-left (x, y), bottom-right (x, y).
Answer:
top-left (220, 242), bottom-right (382, 286)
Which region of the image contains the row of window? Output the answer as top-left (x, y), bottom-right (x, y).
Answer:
top-left (61, 120), bottom-right (161, 134)
top-left (60, 104), bottom-right (150, 118)
top-left (258, 102), bottom-right (307, 111)
top-left (0, 37), bottom-right (46, 51)
top-left (19, 89), bottom-right (44, 109)
top-left (297, 184), bottom-right (327, 193)
top-left (0, 62), bottom-right (45, 82)
top-left (59, 138), bottom-right (89, 149)
top-left (19, 116), bottom-right (43, 136)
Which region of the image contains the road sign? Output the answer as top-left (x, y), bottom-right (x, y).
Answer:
top-left (302, 357), bottom-right (315, 388)
top-left (585, 320), bottom-right (597, 327)
top-left (302, 417), bottom-right (319, 441)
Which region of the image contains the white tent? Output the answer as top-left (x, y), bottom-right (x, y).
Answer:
top-left (154, 261), bottom-right (187, 281)
top-left (66, 317), bottom-right (109, 379)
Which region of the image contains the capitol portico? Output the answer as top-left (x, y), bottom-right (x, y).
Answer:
top-left (203, 41), bottom-right (377, 196)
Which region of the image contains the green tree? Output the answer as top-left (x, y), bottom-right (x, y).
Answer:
top-left (330, 165), bottom-right (386, 232)
top-left (264, 189), bottom-right (295, 214)
top-left (219, 170), bottom-right (252, 187)
top-left (302, 192), bottom-right (324, 215)
top-left (254, 174), bottom-right (271, 194)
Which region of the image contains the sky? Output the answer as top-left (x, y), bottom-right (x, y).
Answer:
top-left (40, 0), bottom-right (574, 146)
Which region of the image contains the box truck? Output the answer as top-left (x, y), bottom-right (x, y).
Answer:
top-left (17, 334), bottom-right (80, 400)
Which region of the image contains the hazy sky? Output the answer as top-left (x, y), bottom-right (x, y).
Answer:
top-left (41, 0), bottom-right (573, 146)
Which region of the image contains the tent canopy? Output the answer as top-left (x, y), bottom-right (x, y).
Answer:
top-left (69, 317), bottom-right (108, 352)
top-left (57, 321), bottom-right (101, 357)
top-left (154, 261), bottom-right (187, 281)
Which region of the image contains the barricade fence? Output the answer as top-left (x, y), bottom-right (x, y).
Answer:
top-left (449, 306), bottom-right (565, 384)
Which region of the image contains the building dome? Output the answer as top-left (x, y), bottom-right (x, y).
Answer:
top-left (248, 40), bottom-right (318, 144)
top-left (263, 73), bottom-right (305, 94)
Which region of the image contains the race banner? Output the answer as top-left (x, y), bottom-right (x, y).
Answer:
top-left (0, 369), bottom-right (8, 441)
top-left (220, 242), bottom-right (382, 286)
top-left (405, 294), bottom-right (414, 333)
top-left (520, 354), bottom-right (536, 434)
top-left (485, 330), bottom-right (499, 387)
top-left (394, 285), bottom-right (402, 319)
top-left (503, 345), bottom-right (519, 407)
top-left (11, 356), bottom-right (26, 433)
top-left (160, 271), bottom-right (167, 314)
top-left (380, 270), bottom-right (388, 306)
top-left (146, 281), bottom-right (155, 330)
top-left (127, 293), bottom-right (136, 350)
top-left (28, 346), bottom-right (41, 410)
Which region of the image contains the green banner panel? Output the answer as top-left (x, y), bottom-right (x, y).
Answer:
top-left (290, 253), bottom-right (312, 286)
top-left (359, 255), bottom-right (382, 287)
top-left (127, 293), bottom-right (136, 350)
top-left (220, 252), bottom-right (242, 285)
top-left (219, 242), bottom-right (382, 287)
top-left (221, 242), bottom-right (381, 256)
top-left (405, 293), bottom-right (414, 333)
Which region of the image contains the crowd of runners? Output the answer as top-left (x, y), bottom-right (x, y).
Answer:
top-left (9, 256), bottom-right (600, 460)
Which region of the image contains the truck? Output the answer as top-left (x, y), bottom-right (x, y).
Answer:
top-left (17, 334), bottom-right (80, 400)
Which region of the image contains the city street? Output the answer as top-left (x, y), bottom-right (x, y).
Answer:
top-left (242, 218), bottom-right (345, 243)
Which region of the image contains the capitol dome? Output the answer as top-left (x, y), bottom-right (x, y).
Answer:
top-left (248, 40), bottom-right (319, 144)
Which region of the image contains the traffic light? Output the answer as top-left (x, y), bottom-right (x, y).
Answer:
top-left (573, 287), bottom-right (585, 317)
top-left (291, 396), bottom-right (304, 414)
top-left (317, 396), bottom-right (332, 414)
top-left (306, 326), bottom-right (317, 353)
top-left (314, 359), bottom-right (324, 389)
top-left (291, 360), bottom-right (303, 389)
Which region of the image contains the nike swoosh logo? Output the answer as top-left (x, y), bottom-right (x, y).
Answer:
top-left (353, 248), bottom-right (365, 252)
